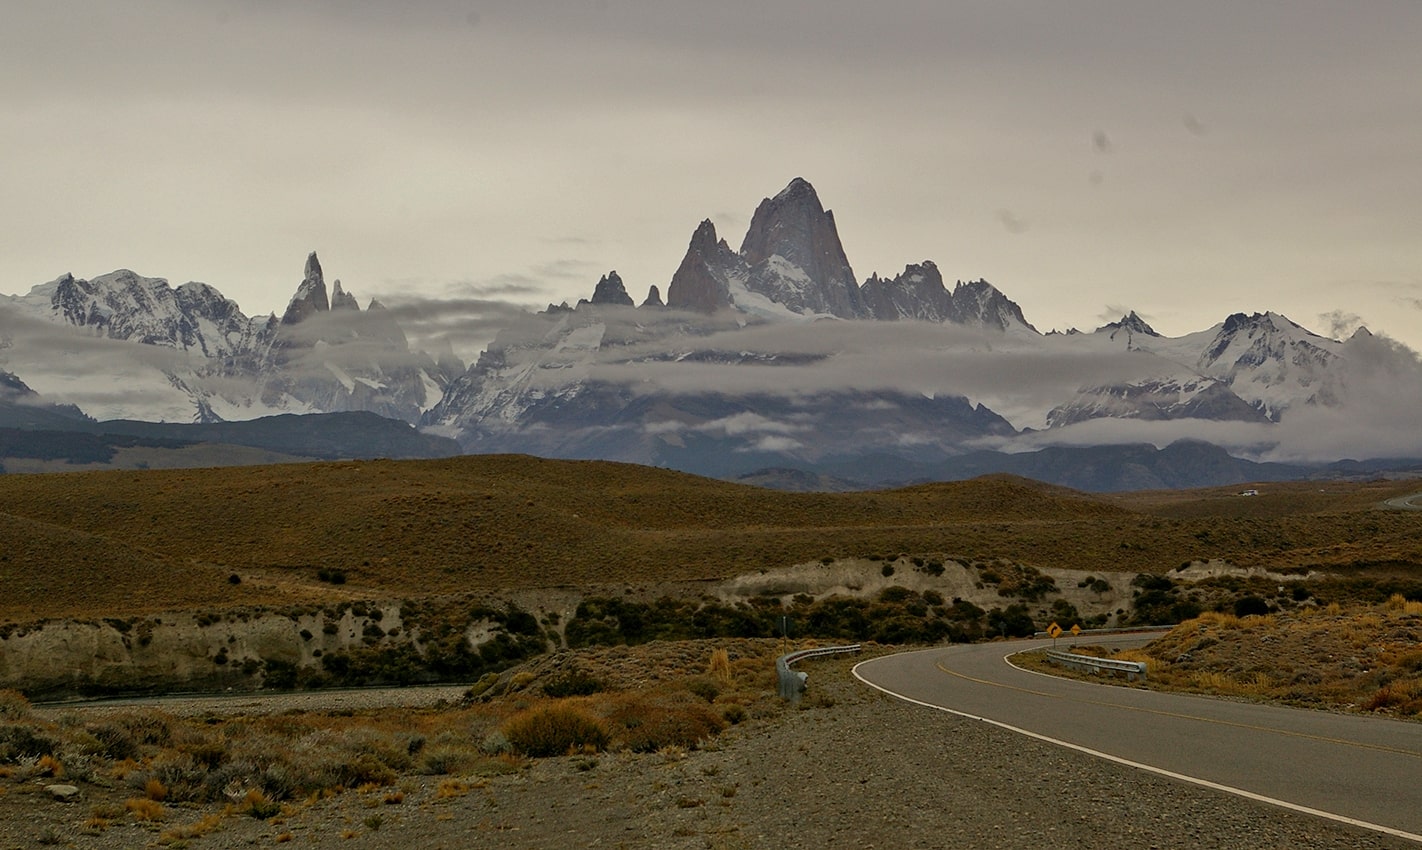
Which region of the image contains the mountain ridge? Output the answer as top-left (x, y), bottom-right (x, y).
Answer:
top-left (3, 177), bottom-right (1417, 488)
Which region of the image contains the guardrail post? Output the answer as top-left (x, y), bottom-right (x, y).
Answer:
top-left (777, 644), bottom-right (861, 702)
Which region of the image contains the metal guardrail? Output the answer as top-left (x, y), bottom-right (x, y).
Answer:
top-left (777, 644), bottom-right (862, 701)
top-left (1045, 649), bottom-right (1147, 681)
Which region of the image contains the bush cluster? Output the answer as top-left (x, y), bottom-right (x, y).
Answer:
top-left (502, 704), bottom-right (610, 757)
top-left (566, 588), bottom-right (1000, 648)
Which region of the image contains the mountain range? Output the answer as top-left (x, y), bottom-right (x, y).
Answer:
top-left (3, 177), bottom-right (1419, 490)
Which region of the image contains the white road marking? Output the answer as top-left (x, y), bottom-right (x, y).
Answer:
top-left (852, 652), bottom-right (1422, 846)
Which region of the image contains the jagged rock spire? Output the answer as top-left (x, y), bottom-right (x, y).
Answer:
top-left (331, 280), bottom-right (360, 311)
top-left (280, 252), bottom-right (330, 325)
top-left (666, 219), bottom-right (739, 312)
top-left (859, 261), bottom-right (953, 321)
top-left (740, 178), bottom-right (863, 318)
top-left (641, 284), bottom-right (664, 308)
top-left (589, 271), bottom-right (635, 307)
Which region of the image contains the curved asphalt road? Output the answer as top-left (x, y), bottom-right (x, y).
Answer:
top-left (1384, 492), bottom-right (1422, 510)
top-left (855, 635), bottom-right (1422, 843)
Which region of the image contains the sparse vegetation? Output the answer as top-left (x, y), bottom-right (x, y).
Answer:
top-left (1030, 600), bottom-right (1422, 719)
top-left (0, 458), bottom-right (1416, 631)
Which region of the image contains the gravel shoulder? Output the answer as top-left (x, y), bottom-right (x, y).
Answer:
top-left (7, 654), bottom-right (1417, 850)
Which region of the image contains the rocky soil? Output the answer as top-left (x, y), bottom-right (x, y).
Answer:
top-left (5, 653), bottom-right (1414, 850)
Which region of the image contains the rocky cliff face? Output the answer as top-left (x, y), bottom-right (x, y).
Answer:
top-left (860, 262), bottom-right (955, 322)
top-left (6, 252), bottom-right (461, 425)
top-left (665, 219), bottom-right (741, 313)
top-left (588, 271), bottom-right (635, 307)
top-left (944, 279), bottom-right (1037, 333)
top-left (740, 178), bottom-right (864, 318)
top-left (41, 270), bottom-right (273, 360)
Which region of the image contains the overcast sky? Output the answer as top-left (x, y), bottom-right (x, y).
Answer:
top-left (4, 1), bottom-right (1421, 355)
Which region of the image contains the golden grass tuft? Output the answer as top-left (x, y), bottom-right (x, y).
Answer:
top-left (708, 648), bottom-right (733, 686)
top-left (159, 813), bottom-right (224, 843)
top-left (125, 797), bottom-right (166, 821)
top-left (1384, 594), bottom-right (1422, 616)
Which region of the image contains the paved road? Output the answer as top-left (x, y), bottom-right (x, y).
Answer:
top-left (855, 636), bottom-right (1422, 844)
top-left (1384, 492), bottom-right (1422, 510)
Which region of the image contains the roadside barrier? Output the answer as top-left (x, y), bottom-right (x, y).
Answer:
top-left (1045, 648), bottom-right (1148, 681)
top-left (777, 644), bottom-right (861, 701)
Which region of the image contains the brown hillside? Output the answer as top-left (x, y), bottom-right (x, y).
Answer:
top-left (0, 456), bottom-right (1418, 623)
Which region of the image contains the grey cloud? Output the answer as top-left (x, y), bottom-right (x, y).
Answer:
top-left (970, 418), bottom-right (1277, 457)
top-left (531, 260), bottom-right (600, 282)
top-left (1319, 310), bottom-right (1364, 339)
top-left (436, 277), bottom-right (546, 298)
top-left (589, 320), bottom-right (1181, 430)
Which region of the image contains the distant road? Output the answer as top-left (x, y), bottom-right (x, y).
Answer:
top-left (1384, 492), bottom-right (1422, 510)
top-left (855, 637), bottom-right (1422, 844)
top-left (35, 683), bottom-right (470, 718)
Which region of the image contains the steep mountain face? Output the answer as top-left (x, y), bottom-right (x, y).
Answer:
top-left (3, 253), bottom-right (460, 425)
top-left (260, 253), bottom-right (462, 423)
top-left (1043, 310), bottom-right (1352, 428)
top-left (665, 220), bottom-right (742, 313)
top-left (1047, 377), bottom-right (1271, 428)
top-left (3, 176), bottom-right (1407, 483)
top-left (739, 178), bottom-right (864, 318)
top-left (422, 177), bottom-right (1389, 476)
top-left (588, 272), bottom-right (635, 307)
top-left (1098, 311), bottom-right (1160, 347)
top-left (1082, 312), bottom-right (1346, 423)
top-left (1192, 312), bottom-right (1342, 418)
top-left (856, 264), bottom-right (1037, 334)
top-left (0, 370), bottom-right (93, 430)
top-left (33, 270), bottom-right (273, 360)
top-left (421, 289), bottom-right (1017, 475)
top-left (860, 262), bottom-right (955, 321)
top-left (946, 279), bottom-right (1037, 333)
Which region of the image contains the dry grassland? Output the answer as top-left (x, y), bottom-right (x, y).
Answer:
top-left (0, 455), bottom-right (1419, 623)
top-left (0, 639), bottom-right (785, 841)
top-left (1038, 595), bottom-right (1422, 719)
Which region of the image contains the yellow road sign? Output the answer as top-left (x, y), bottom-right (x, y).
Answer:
top-left (1047, 622), bottom-right (1063, 638)
top-left (1071, 624), bottom-right (1082, 636)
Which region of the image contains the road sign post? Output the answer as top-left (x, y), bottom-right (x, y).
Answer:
top-left (1047, 621), bottom-right (1063, 647)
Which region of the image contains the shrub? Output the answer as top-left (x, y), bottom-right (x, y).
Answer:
top-left (262, 660), bottom-right (298, 690)
top-left (606, 694), bottom-right (724, 753)
top-left (0, 723), bottom-right (60, 762)
top-left (239, 789), bottom-right (281, 819)
top-left (1234, 596), bottom-right (1271, 618)
top-left (542, 670), bottom-right (604, 698)
top-left (0, 690), bottom-right (31, 721)
top-left (111, 712), bottom-right (173, 749)
top-left (86, 722), bottom-right (139, 761)
top-left (502, 703), bottom-right (610, 757)
top-left (684, 678), bottom-right (720, 703)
